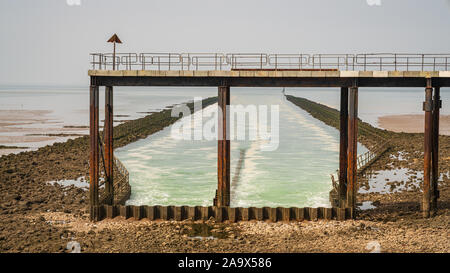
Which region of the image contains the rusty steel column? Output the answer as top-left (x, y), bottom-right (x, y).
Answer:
top-left (214, 86), bottom-right (230, 207)
top-left (431, 87), bottom-right (441, 213)
top-left (339, 87), bottom-right (349, 207)
top-left (89, 85), bottom-right (100, 220)
top-left (347, 86), bottom-right (358, 210)
top-left (423, 78), bottom-right (433, 217)
top-left (104, 86), bottom-right (114, 205)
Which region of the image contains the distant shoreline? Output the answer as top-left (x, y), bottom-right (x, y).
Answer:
top-left (378, 114), bottom-right (450, 135)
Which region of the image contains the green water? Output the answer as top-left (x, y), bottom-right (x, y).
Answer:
top-left (116, 88), bottom-right (368, 208)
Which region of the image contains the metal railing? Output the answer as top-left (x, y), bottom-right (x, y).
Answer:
top-left (355, 142), bottom-right (389, 171)
top-left (355, 53), bottom-right (450, 71)
top-left (329, 141), bottom-right (390, 198)
top-left (98, 135), bottom-right (131, 206)
top-left (311, 54), bottom-right (356, 70)
top-left (90, 53), bottom-right (450, 71)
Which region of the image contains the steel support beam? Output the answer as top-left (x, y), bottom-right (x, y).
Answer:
top-left (347, 86), bottom-right (358, 211)
top-left (431, 87), bottom-right (441, 213)
top-left (94, 76), bottom-right (437, 88)
top-left (423, 78), bottom-right (433, 217)
top-left (105, 86), bottom-right (114, 205)
top-left (214, 86), bottom-right (231, 207)
top-left (89, 85), bottom-right (100, 220)
top-left (339, 87), bottom-right (349, 207)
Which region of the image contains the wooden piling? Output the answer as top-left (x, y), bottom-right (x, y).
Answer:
top-left (187, 206), bottom-right (196, 220)
top-left (241, 208), bottom-right (249, 221)
top-left (227, 207), bottom-right (237, 222)
top-left (282, 208), bottom-right (290, 221)
top-left (106, 205), bottom-right (115, 218)
top-left (309, 208), bottom-right (318, 221)
top-left (133, 206), bottom-right (142, 220)
top-left (296, 208), bottom-right (305, 221)
top-left (98, 205), bottom-right (356, 221)
top-left (215, 86), bottom-right (231, 207)
top-left (161, 206), bottom-right (169, 220)
top-left (269, 207), bottom-right (277, 222)
top-left (119, 205), bottom-right (129, 218)
top-left (431, 87), bottom-right (440, 214)
top-left (105, 86), bottom-right (114, 205)
top-left (215, 206), bottom-right (224, 222)
top-left (339, 87), bottom-right (349, 207)
top-left (169, 206), bottom-right (176, 220)
top-left (255, 207), bottom-right (263, 221)
top-left (181, 206), bottom-right (188, 220)
top-left (89, 85), bottom-right (100, 221)
top-left (337, 208), bottom-right (346, 221)
top-left (423, 79), bottom-right (433, 217)
top-left (323, 207), bottom-right (332, 220)
top-left (141, 205), bottom-right (148, 219)
top-left (201, 206), bottom-right (209, 220)
top-left (347, 86), bottom-right (358, 212)
top-left (174, 206), bottom-right (182, 221)
top-left (147, 206), bottom-right (156, 220)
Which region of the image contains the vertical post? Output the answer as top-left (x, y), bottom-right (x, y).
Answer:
top-left (112, 42), bottom-right (116, 70)
top-left (214, 86), bottom-right (230, 207)
top-left (423, 78), bottom-right (433, 217)
top-left (105, 86), bottom-right (114, 205)
top-left (347, 86), bottom-right (358, 211)
top-left (431, 87), bottom-right (441, 213)
top-left (89, 85), bottom-right (100, 220)
top-left (339, 87), bottom-right (349, 207)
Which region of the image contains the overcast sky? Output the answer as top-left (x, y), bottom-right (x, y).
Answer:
top-left (1, 0), bottom-right (449, 86)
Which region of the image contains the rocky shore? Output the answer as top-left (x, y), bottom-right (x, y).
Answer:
top-left (0, 95), bottom-right (448, 253)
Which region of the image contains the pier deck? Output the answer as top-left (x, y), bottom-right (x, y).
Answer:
top-left (89, 70), bottom-right (450, 87)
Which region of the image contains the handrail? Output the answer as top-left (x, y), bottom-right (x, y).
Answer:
top-left (330, 141), bottom-right (390, 200)
top-left (355, 53), bottom-right (450, 71)
top-left (97, 134), bottom-right (131, 205)
top-left (267, 54), bottom-right (309, 70)
top-left (226, 53), bottom-right (269, 69)
top-left (90, 52), bottom-right (450, 71)
top-left (311, 54), bottom-right (356, 71)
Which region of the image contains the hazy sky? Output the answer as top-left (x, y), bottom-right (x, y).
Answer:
top-left (1, 0), bottom-right (449, 86)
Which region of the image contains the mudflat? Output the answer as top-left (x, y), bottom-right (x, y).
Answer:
top-left (0, 109), bottom-right (88, 155)
top-left (378, 114), bottom-right (450, 135)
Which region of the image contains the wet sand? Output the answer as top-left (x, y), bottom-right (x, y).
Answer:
top-left (378, 114), bottom-right (450, 135)
top-left (0, 148), bottom-right (28, 157)
top-left (0, 110), bottom-right (88, 156)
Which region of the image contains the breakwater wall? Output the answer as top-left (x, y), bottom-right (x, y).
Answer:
top-left (285, 95), bottom-right (391, 150)
top-left (113, 96), bottom-right (218, 148)
top-left (97, 205), bottom-right (354, 222)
